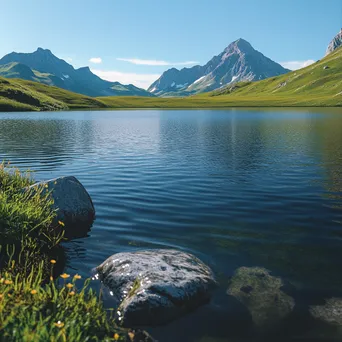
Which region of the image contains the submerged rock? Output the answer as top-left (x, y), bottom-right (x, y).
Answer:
top-left (293, 298), bottom-right (342, 340)
top-left (96, 249), bottom-right (217, 326)
top-left (310, 298), bottom-right (342, 326)
top-left (28, 176), bottom-right (95, 237)
top-left (227, 267), bottom-right (295, 332)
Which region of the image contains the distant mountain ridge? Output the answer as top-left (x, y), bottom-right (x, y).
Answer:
top-left (148, 39), bottom-right (290, 97)
top-left (0, 48), bottom-right (153, 97)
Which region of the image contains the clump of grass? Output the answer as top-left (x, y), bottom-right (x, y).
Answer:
top-left (0, 161), bottom-right (61, 247)
top-left (0, 162), bottom-right (33, 193)
top-left (0, 256), bottom-right (136, 341)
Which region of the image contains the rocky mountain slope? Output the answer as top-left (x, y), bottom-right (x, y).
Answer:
top-left (326, 29), bottom-right (342, 56)
top-left (0, 48), bottom-right (153, 97)
top-left (148, 39), bottom-right (290, 97)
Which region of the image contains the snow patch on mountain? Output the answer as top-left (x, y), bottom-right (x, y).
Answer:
top-left (176, 83), bottom-right (188, 88)
top-left (193, 76), bottom-right (205, 85)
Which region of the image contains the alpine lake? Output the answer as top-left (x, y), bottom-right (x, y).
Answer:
top-left (1, 108), bottom-right (342, 341)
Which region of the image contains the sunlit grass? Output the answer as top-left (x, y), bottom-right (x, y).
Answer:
top-left (0, 162), bottom-right (60, 247)
top-left (0, 76), bottom-right (104, 112)
top-left (0, 252), bottom-right (130, 341)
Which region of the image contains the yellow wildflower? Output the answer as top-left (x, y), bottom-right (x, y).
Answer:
top-left (50, 276), bottom-right (54, 281)
top-left (58, 221), bottom-right (65, 227)
top-left (60, 273), bottom-right (70, 279)
top-left (114, 333), bottom-right (120, 341)
top-left (0, 294), bottom-right (3, 299)
top-left (66, 283), bottom-right (73, 289)
top-left (4, 280), bottom-right (12, 285)
top-left (50, 259), bottom-right (57, 264)
top-left (69, 291), bottom-right (75, 296)
top-left (31, 289), bottom-right (37, 295)
top-left (54, 321), bottom-right (64, 328)
top-left (73, 274), bottom-right (82, 280)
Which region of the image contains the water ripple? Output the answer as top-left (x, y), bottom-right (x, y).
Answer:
top-left (1, 109), bottom-right (342, 341)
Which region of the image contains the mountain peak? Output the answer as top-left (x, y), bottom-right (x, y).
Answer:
top-left (234, 38), bottom-right (251, 45)
top-left (77, 66), bottom-right (91, 73)
top-left (35, 47), bottom-right (53, 55)
top-left (326, 29), bottom-right (342, 56)
top-left (0, 48), bottom-right (153, 97)
top-left (36, 47), bottom-right (50, 52)
top-left (148, 38), bottom-right (289, 96)
top-left (226, 38), bottom-right (254, 53)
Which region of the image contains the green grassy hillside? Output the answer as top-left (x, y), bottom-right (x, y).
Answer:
top-left (0, 77), bottom-right (105, 111)
top-left (1, 46), bottom-right (342, 111)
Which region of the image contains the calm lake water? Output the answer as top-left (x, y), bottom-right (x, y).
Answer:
top-left (1, 109), bottom-right (342, 341)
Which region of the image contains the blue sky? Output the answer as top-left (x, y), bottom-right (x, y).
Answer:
top-left (1, 0), bottom-right (341, 88)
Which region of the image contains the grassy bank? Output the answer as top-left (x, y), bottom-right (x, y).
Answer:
top-left (0, 77), bottom-right (105, 112)
top-left (0, 163), bottom-right (151, 341)
top-left (98, 94), bottom-right (340, 108)
top-left (1, 46), bottom-right (342, 111)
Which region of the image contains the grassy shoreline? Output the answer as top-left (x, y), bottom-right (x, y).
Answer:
top-left (0, 163), bottom-right (151, 342)
top-left (1, 92), bottom-right (341, 113)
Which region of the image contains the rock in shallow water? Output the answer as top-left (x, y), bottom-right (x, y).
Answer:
top-left (295, 298), bottom-right (342, 339)
top-left (28, 176), bottom-right (95, 237)
top-left (96, 249), bottom-right (217, 326)
top-left (310, 298), bottom-right (342, 326)
top-left (227, 267), bottom-right (295, 332)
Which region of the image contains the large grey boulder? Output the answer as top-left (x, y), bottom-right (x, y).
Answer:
top-left (95, 249), bottom-right (217, 326)
top-left (28, 176), bottom-right (95, 230)
top-left (227, 267), bottom-right (295, 332)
